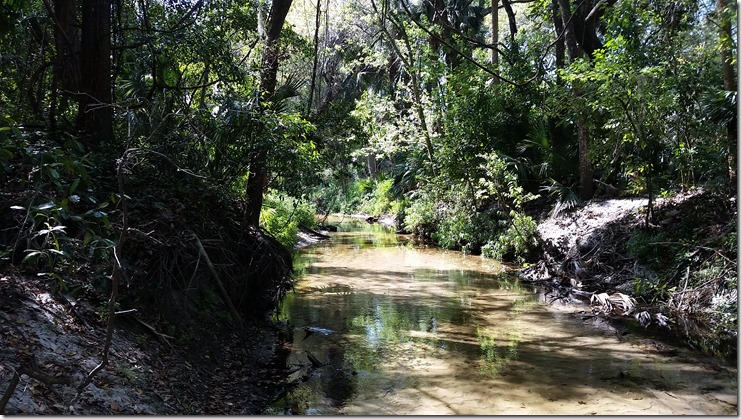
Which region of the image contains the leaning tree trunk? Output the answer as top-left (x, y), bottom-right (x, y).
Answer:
top-left (245, 0), bottom-right (294, 228)
top-left (77, 0), bottom-right (113, 146)
top-left (501, 0), bottom-right (517, 43)
top-left (372, 0), bottom-right (435, 175)
top-left (306, 0), bottom-right (322, 114)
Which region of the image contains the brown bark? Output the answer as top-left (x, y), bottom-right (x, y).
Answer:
top-left (571, 0), bottom-right (603, 58)
top-left (551, 0), bottom-right (564, 79)
top-left (558, 0), bottom-right (594, 199)
top-left (307, 0), bottom-right (322, 114)
top-left (78, 0), bottom-right (113, 146)
top-left (501, 0), bottom-right (517, 43)
top-left (50, 0), bottom-right (80, 127)
top-left (245, 0), bottom-right (294, 228)
top-left (576, 113), bottom-right (594, 199)
top-left (557, 0), bottom-right (578, 62)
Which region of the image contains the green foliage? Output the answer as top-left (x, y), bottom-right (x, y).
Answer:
top-left (481, 212), bottom-right (538, 263)
top-left (440, 77), bottom-right (534, 184)
top-left (403, 194), bottom-right (438, 237)
top-left (557, 0), bottom-right (731, 191)
top-left (632, 277), bottom-right (673, 304)
top-left (260, 192), bottom-right (317, 249)
top-left (626, 229), bottom-right (674, 270)
top-left (401, 149), bottom-right (538, 260)
top-left (434, 208), bottom-right (502, 254)
top-left (477, 152), bottom-right (538, 211)
top-left (357, 178), bottom-right (396, 216)
top-left (540, 179), bottom-right (581, 218)
top-left (1, 133), bottom-right (116, 272)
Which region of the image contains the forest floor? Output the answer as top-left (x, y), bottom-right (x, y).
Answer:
top-left (1, 191), bottom-right (735, 414)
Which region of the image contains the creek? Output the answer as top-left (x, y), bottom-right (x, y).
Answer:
top-left (264, 217), bottom-right (737, 415)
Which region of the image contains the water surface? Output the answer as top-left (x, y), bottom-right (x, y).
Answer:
top-left (267, 218), bottom-right (737, 415)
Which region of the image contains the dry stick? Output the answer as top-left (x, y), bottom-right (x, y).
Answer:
top-left (72, 148), bottom-right (134, 401)
top-left (0, 368), bottom-right (20, 413)
top-left (0, 364), bottom-right (72, 413)
top-left (192, 233), bottom-right (244, 335)
top-left (126, 313), bottom-right (174, 351)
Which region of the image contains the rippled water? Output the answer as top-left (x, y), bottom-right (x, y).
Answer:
top-left (265, 218), bottom-right (737, 415)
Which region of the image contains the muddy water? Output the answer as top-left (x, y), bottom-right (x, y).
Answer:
top-left (266, 219), bottom-right (737, 415)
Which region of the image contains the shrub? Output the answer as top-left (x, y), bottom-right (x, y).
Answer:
top-left (260, 192), bottom-right (317, 248)
top-left (481, 211), bottom-right (538, 263)
top-left (403, 195), bottom-right (438, 237)
top-left (358, 178), bottom-right (395, 216)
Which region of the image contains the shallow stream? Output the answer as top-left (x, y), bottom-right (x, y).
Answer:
top-left (265, 218), bottom-right (737, 415)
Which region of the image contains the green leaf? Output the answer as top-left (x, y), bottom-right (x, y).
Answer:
top-left (22, 251), bottom-right (43, 263)
top-left (69, 178), bottom-right (80, 195)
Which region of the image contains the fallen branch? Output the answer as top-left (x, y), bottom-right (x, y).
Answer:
top-left (191, 233), bottom-right (244, 335)
top-left (305, 351), bottom-right (323, 368)
top-left (299, 225), bottom-right (331, 239)
top-left (0, 362), bottom-right (71, 413)
top-left (0, 368), bottom-right (21, 414)
top-left (124, 312), bottom-right (174, 351)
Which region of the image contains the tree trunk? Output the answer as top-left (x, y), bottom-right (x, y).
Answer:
top-left (307, 0), bottom-right (322, 114)
top-left (51, 0), bottom-right (80, 128)
top-left (551, 0), bottom-right (564, 81)
top-left (490, 0), bottom-right (499, 79)
top-left (501, 0), bottom-right (517, 43)
top-left (558, 0), bottom-right (594, 199)
top-left (576, 113), bottom-right (594, 199)
top-left (717, 0), bottom-right (736, 184)
top-left (245, 0), bottom-right (294, 228)
top-left (557, 0), bottom-right (578, 62)
top-left (78, 0), bottom-right (113, 146)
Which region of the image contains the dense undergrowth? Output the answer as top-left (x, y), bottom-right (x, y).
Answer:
top-left (0, 132), bottom-right (303, 338)
top-left (626, 190), bottom-right (737, 356)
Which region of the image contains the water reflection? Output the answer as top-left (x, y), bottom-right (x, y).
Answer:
top-left (266, 219), bottom-right (737, 415)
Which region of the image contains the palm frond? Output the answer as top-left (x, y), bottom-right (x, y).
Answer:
top-left (540, 178), bottom-right (580, 218)
top-left (272, 73), bottom-right (306, 113)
